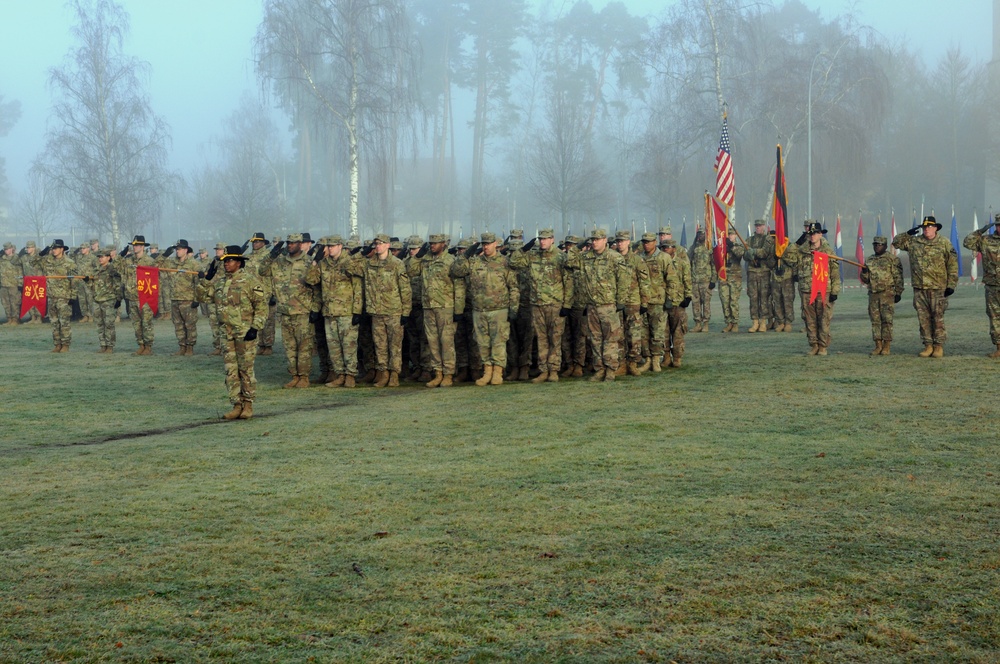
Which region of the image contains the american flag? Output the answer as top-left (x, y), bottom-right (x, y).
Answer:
top-left (715, 116), bottom-right (735, 207)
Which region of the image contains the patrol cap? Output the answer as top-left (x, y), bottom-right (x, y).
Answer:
top-left (214, 242), bottom-right (226, 250)
top-left (301, 232), bottom-right (313, 242)
top-left (373, 233), bottom-right (391, 244)
top-left (563, 234), bottom-right (580, 245)
top-left (324, 235), bottom-right (344, 246)
top-left (920, 215), bottom-right (942, 230)
top-left (658, 225), bottom-right (672, 235)
top-left (249, 232), bottom-right (270, 245)
top-left (286, 233), bottom-right (304, 243)
top-left (428, 233), bottom-right (447, 244)
top-left (3, 242), bottom-right (13, 250)
top-left (872, 235), bottom-right (888, 245)
top-left (538, 228), bottom-right (554, 239)
top-left (508, 229), bottom-right (524, 239)
top-left (506, 239), bottom-right (523, 250)
top-left (97, 248), bottom-right (113, 258)
top-left (88, 238), bottom-right (99, 245)
top-left (754, 219), bottom-right (767, 226)
top-left (130, 235), bottom-right (150, 246)
top-left (457, 237), bottom-right (473, 249)
top-left (406, 234), bottom-right (424, 246)
top-left (345, 238), bottom-right (360, 250)
top-left (221, 245), bottom-right (248, 262)
top-left (805, 221), bottom-right (827, 235)
top-left (150, 244), bottom-right (159, 252)
top-left (614, 230), bottom-right (631, 242)
top-left (640, 232), bottom-right (657, 242)
top-left (389, 238), bottom-right (403, 250)
top-left (480, 232), bottom-right (498, 244)
top-left (661, 239), bottom-right (678, 248)
top-left (79, 243), bottom-right (90, 250)
top-left (26, 241), bottom-right (36, 248)
top-left (590, 228), bottom-right (608, 239)
top-left (198, 247), bottom-right (207, 254)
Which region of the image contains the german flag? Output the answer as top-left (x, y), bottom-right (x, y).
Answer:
top-left (774, 145), bottom-right (788, 258)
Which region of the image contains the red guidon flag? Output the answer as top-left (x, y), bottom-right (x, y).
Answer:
top-left (774, 145), bottom-right (789, 258)
top-left (810, 252), bottom-right (830, 305)
top-left (136, 266), bottom-right (160, 315)
top-left (21, 276), bottom-right (47, 318)
top-left (710, 195), bottom-right (729, 281)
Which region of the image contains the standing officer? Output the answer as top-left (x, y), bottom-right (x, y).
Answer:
top-left (31, 239), bottom-right (77, 352)
top-left (893, 216), bottom-right (958, 357)
top-left (784, 221), bottom-right (841, 355)
top-left (612, 230), bottom-right (650, 376)
top-left (92, 248), bottom-right (122, 353)
top-left (744, 219), bottom-right (776, 333)
top-left (407, 233), bottom-right (464, 387)
top-left (245, 232), bottom-right (277, 356)
top-left (718, 229), bottom-right (745, 332)
top-left (402, 235), bottom-right (428, 381)
top-left (305, 236), bottom-right (363, 387)
top-left (579, 229), bottom-right (629, 381)
top-left (861, 236), bottom-right (904, 355)
top-left (21, 241), bottom-right (43, 323)
top-left (115, 235), bottom-right (157, 355)
top-left (688, 229), bottom-right (715, 332)
top-left (662, 239), bottom-right (693, 367)
top-left (0, 242), bottom-right (23, 324)
top-left (157, 239), bottom-right (201, 355)
top-left (212, 245), bottom-right (266, 420)
top-left (963, 216), bottom-right (1000, 357)
top-left (259, 233), bottom-right (315, 387)
top-left (638, 232), bottom-right (671, 372)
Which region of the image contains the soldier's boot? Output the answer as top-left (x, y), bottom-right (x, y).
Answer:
top-left (808, 344), bottom-right (820, 356)
top-left (517, 365), bottom-right (530, 381)
top-left (238, 402), bottom-right (253, 420)
top-left (222, 403), bottom-right (243, 420)
top-left (651, 356), bottom-right (662, 373)
top-left (173, 345), bottom-right (186, 356)
top-left (144, 345), bottom-right (154, 355)
top-left (560, 364), bottom-right (575, 378)
top-left (880, 341), bottom-right (891, 356)
top-left (134, 345), bottom-right (146, 356)
top-left (767, 319), bottom-right (776, 330)
top-left (362, 369), bottom-right (376, 384)
top-left (59, 344), bottom-right (70, 353)
top-left (374, 370), bottom-right (389, 388)
top-left (748, 319), bottom-right (759, 333)
top-left (988, 343), bottom-right (1000, 359)
top-left (490, 365), bottom-right (504, 385)
top-left (387, 371), bottom-right (400, 387)
top-left (918, 344), bottom-right (934, 357)
top-left (757, 319), bottom-right (767, 333)
top-left (604, 368), bottom-right (616, 382)
top-left (405, 367), bottom-right (421, 381)
top-left (547, 370), bottom-right (559, 382)
top-left (296, 376), bottom-right (310, 388)
top-left (185, 346), bottom-right (195, 356)
top-left (343, 375), bottom-right (356, 388)
top-left (455, 367), bottom-right (469, 383)
top-left (870, 341), bottom-right (883, 356)
top-left (531, 369), bottom-right (548, 384)
top-left (326, 374), bottom-right (346, 388)
top-left (589, 368), bottom-right (605, 382)
top-left (693, 321), bottom-right (703, 333)
top-left (283, 375), bottom-right (300, 389)
top-left (931, 345), bottom-right (944, 358)
top-left (426, 370), bottom-right (444, 388)
top-left (97, 346), bottom-right (106, 354)
top-left (626, 361), bottom-right (642, 377)
top-left (209, 347), bottom-right (222, 356)
top-left (720, 323), bottom-right (729, 333)
top-left (671, 351), bottom-right (683, 367)
top-left (475, 365), bottom-right (494, 387)
top-left (439, 374), bottom-right (453, 388)
top-left (259, 347), bottom-right (273, 356)
top-left (615, 363), bottom-right (627, 377)
top-left (52, 344), bottom-right (63, 353)
top-left (817, 346), bottom-right (828, 356)
top-left (571, 363), bottom-right (584, 377)
top-left (106, 347), bottom-right (114, 354)
top-left (418, 370), bottom-right (433, 383)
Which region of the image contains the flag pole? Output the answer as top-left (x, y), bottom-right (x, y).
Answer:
top-left (821, 253), bottom-right (865, 269)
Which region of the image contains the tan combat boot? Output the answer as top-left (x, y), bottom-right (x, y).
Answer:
top-left (547, 370), bottom-right (559, 382)
top-left (258, 347), bottom-right (273, 356)
top-left (475, 365), bottom-right (493, 386)
top-left (651, 356), bottom-right (662, 373)
top-left (931, 345), bottom-right (944, 358)
top-left (748, 319), bottom-right (759, 333)
top-left (133, 345), bottom-right (145, 356)
top-left (59, 344), bottom-right (69, 352)
top-left (589, 368), bottom-right (605, 382)
top-left (439, 374), bottom-right (453, 387)
top-left (989, 343), bottom-right (1000, 359)
top-left (418, 370), bottom-right (433, 383)
top-left (531, 369), bottom-right (548, 384)
top-left (173, 346), bottom-right (186, 356)
top-left (426, 370), bottom-right (444, 388)
top-left (918, 345), bottom-right (934, 357)
top-left (571, 364), bottom-right (584, 377)
top-left (880, 341), bottom-right (891, 355)
top-left (808, 344), bottom-right (820, 356)
top-left (758, 319), bottom-right (768, 333)
top-left (185, 346), bottom-right (195, 356)
top-left (343, 375), bottom-right (356, 388)
top-left (238, 402), bottom-right (253, 419)
top-left (627, 361), bottom-right (642, 376)
top-left (52, 345), bottom-right (63, 353)
top-left (870, 341), bottom-right (883, 356)
top-left (490, 365), bottom-right (504, 385)
top-left (636, 358), bottom-right (650, 373)
top-left (222, 403), bottom-right (243, 420)
top-left (374, 371), bottom-right (389, 387)
top-left (604, 368), bottom-right (616, 381)
top-left (817, 347), bottom-right (828, 356)
top-left (387, 371), bottom-right (400, 387)
top-left (283, 375), bottom-right (300, 388)
top-left (517, 365), bottom-right (530, 381)
top-left (615, 363), bottom-right (627, 377)
top-left (296, 376), bottom-right (310, 388)
top-left (670, 352), bottom-right (683, 367)
top-left (560, 364), bottom-right (575, 378)
top-left (209, 348), bottom-right (222, 356)
top-left (326, 374), bottom-right (346, 387)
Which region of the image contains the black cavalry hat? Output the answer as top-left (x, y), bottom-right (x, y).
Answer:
top-left (805, 221), bottom-right (827, 235)
top-left (249, 232), bottom-right (271, 246)
top-left (130, 234), bottom-right (150, 246)
top-left (221, 245), bottom-right (248, 263)
top-left (920, 215), bottom-right (943, 230)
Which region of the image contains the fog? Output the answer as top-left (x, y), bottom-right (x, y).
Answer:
top-left (0, 0), bottom-right (992, 249)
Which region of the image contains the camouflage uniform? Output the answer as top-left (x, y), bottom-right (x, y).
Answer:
top-left (744, 223), bottom-right (776, 331)
top-left (214, 254), bottom-right (267, 414)
top-left (688, 239), bottom-right (715, 331)
top-left (613, 232), bottom-right (651, 374)
top-left (504, 238), bottom-right (535, 379)
top-left (92, 251), bottom-right (122, 351)
top-left (559, 236), bottom-right (588, 375)
top-left (579, 230), bottom-right (630, 379)
top-left (860, 238), bottom-right (904, 352)
top-left (783, 228), bottom-right (841, 353)
top-left (407, 237), bottom-right (464, 380)
top-left (403, 236), bottom-right (428, 378)
top-left (963, 223), bottom-right (1000, 354)
top-left (201, 245), bottom-right (226, 354)
top-left (245, 239), bottom-right (277, 354)
top-left (663, 241), bottom-right (693, 366)
top-left (770, 256), bottom-right (795, 331)
top-left (20, 243), bottom-right (43, 322)
top-left (0, 243), bottom-right (23, 324)
top-left (74, 246), bottom-right (97, 320)
top-left (893, 221), bottom-right (959, 353)
top-left (153, 246), bottom-right (173, 319)
top-left (30, 244), bottom-right (77, 349)
top-left (507, 229), bottom-right (576, 380)
top-left (259, 237), bottom-right (316, 383)
top-left (347, 236), bottom-right (412, 380)
top-left (114, 240), bottom-right (157, 352)
top-left (452, 239), bottom-right (480, 380)
top-left (639, 235), bottom-right (672, 369)
top-left (157, 247), bottom-right (201, 354)
top-left (305, 239), bottom-right (363, 381)
top-left (718, 237), bottom-right (745, 331)
top-left (450, 234), bottom-right (519, 378)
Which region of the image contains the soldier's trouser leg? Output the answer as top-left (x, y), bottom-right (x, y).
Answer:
top-left (802, 290), bottom-right (820, 346)
top-left (720, 280), bottom-right (741, 324)
top-left (1, 286), bottom-right (21, 322)
top-left (224, 332), bottom-right (258, 404)
top-left (358, 316), bottom-right (375, 372)
top-left (406, 308), bottom-right (424, 372)
top-left (587, 304), bottom-right (622, 371)
top-left (775, 280), bottom-right (794, 325)
top-left (645, 306), bottom-right (667, 358)
top-left (622, 305), bottom-right (642, 362)
top-left (424, 307), bottom-right (457, 374)
top-left (747, 271), bottom-right (769, 320)
top-left (50, 298), bottom-right (72, 346)
top-left (571, 307), bottom-right (588, 365)
top-left (531, 304), bottom-right (564, 373)
top-left (473, 309), bottom-right (510, 367)
top-left (371, 314), bottom-right (404, 373)
top-left (314, 315), bottom-right (331, 375)
top-left (869, 292), bottom-right (895, 341)
top-left (692, 283), bottom-right (710, 324)
top-left (987, 285), bottom-right (1000, 344)
top-left (914, 288), bottom-right (948, 346)
top-left (129, 301), bottom-right (155, 346)
top-left (325, 315), bottom-right (359, 376)
top-left (280, 313), bottom-right (313, 376)
top-left (260, 303), bottom-right (277, 350)
top-left (209, 305), bottom-right (223, 350)
top-left (172, 301), bottom-right (198, 347)
top-left (667, 306), bottom-right (687, 358)
top-left (94, 301), bottom-right (117, 348)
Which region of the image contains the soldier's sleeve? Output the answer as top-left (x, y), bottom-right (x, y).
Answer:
top-left (564, 246), bottom-right (582, 270)
top-left (892, 232), bottom-right (910, 252)
top-left (614, 255), bottom-right (630, 304)
top-left (249, 278), bottom-right (268, 331)
top-left (637, 259), bottom-right (651, 306)
top-left (782, 242), bottom-right (801, 267)
top-left (507, 249), bottom-right (529, 270)
top-left (397, 263), bottom-right (412, 317)
top-left (453, 275), bottom-right (466, 315)
top-left (449, 256), bottom-right (471, 278)
top-left (681, 257), bottom-right (693, 299)
top-left (345, 255), bottom-right (365, 278)
top-left (763, 237), bottom-right (777, 268)
top-left (405, 256), bottom-right (423, 277)
top-left (892, 256), bottom-right (904, 294)
top-left (507, 267), bottom-right (519, 316)
top-left (945, 245), bottom-right (958, 289)
top-left (828, 249), bottom-right (842, 295)
top-left (962, 230), bottom-right (983, 252)
top-left (860, 259), bottom-right (871, 285)
top-left (257, 254), bottom-right (273, 277)
top-left (561, 260), bottom-right (574, 308)
top-left (351, 274), bottom-right (364, 315)
top-left (304, 263), bottom-right (321, 286)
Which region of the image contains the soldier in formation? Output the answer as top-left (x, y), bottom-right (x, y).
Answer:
top-left (305, 236), bottom-right (363, 388)
top-left (30, 239), bottom-right (77, 352)
top-left (963, 216), bottom-right (1000, 358)
top-left (115, 235), bottom-right (157, 355)
top-left (860, 236), bottom-right (904, 356)
top-left (1, 242), bottom-right (23, 324)
top-left (784, 221), bottom-right (840, 355)
top-left (406, 233), bottom-right (464, 387)
top-left (259, 233), bottom-right (316, 387)
top-left (157, 239), bottom-right (202, 355)
top-left (92, 248), bottom-right (123, 353)
top-left (718, 230), bottom-right (745, 332)
top-left (744, 219), bottom-right (776, 333)
top-left (661, 239), bottom-right (693, 367)
top-left (579, 229), bottom-right (629, 381)
top-left (688, 229), bottom-right (715, 332)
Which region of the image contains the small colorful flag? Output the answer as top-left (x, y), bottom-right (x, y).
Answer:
top-left (835, 215), bottom-right (844, 281)
top-left (21, 276), bottom-right (47, 318)
top-left (856, 213), bottom-right (865, 282)
top-left (136, 266), bottom-right (160, 315)
top-left (715, 115), bottom-right (735, 207)
top-left (774, 145), bottom-right (789, 258)
top-left (810, 252), bottom-right (830, 305)
top-left (950, 207), bottom-right (963, 277)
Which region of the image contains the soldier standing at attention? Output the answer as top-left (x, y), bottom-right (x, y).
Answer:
top-left (259, 233), bottom-right (315, 387)
top-left (1, 242), bottom-right (23, 324)
top-left (718, 229), bottom-right (745, 332)
top-left (157, 239), bottom-right (201, 356)
top-left (31, 239), bottom-right (77, 352)
top-left (559, 235), bottom-right (588, 377)
top-left (503, 237), bottom-right (534, 381)
top-left (213, 245), bottom-right (266, 420)
top-left (508, 228), bottom-right (576, 383)
top-left (688, 229), bottom-right (715, 333)
top-left (407, 233), bottom-right (464, 388)
top-left (861, 236), bottom-right (904, 356)
top-left (74, 243), bottom-right (97, 322)
top-left (662, 239), bottom-right (693, 367)
top-left (612, 230), bottom-right (651, 376)
top-left (91, 248), bottom-right (122, 353)
top-left (744, 219), bottom-right (776, 333)
top-left (305, 236), bottom-right (363, 388)
top-left (770, 235), bottom-right (796, 332)
top-left (784, 221), bottom-right (840, 355)
top-left (893, 215), bottom-right (958, 357)
top-left (115, 235), bottom-right (157, 355)
top-left (245, 232), bottom-right (277, 356)
top-left (348, 233), bottom-right (412, 387)
top-left (580, 229), bottom-right (629, 382)
top-left (402, 235), bottom-right (428, 381)
top-left (21, 241), bottom-right (43, 323)
top-left (201, 243), bottom-right (227, 355)
top-left (638, 232), bottom-right (671, 372)
top-left (451, 232), bottom-right (519, 386)
top-left (963, 215), bottom-right (1000, 358)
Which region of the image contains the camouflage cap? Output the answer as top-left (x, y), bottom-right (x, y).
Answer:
top-left (406, 234), bottom-right (424, 246)
top-left (214, 242), bottom-right (226, 250)
top-left (457, 237), bottom-right (474, 249)
top-left (88, 238), bottom-right (99, 245)
top-left (26, 241), bottom-right (36, 248)
top-left (345, 238), bottom-right (360, 250)
top-left (97, 248), bottom-right (113, 258)
top-left (658, 226), bottom-right (672, 235)
top-left (79, 243), bottom-right (89, 250)
top-left (3, 242), bottom-right (14, 249)
top-left (661, 239), bottom-right (678, 248)
top-left (390, 238), bottom-right (403, 250)
top-left (538, 228), bottom-right (554, 239)
top-left (480, 232), bottom-right (498, 244)
top-left (590, 228), bottom-right (608, 239)
top-left (373, 233), bottom-right (391, 244)
top-left (754, 219), bottom-right (767, 226)
top-left (326, 235), bottom-right (344, 246)
top-left (614, 230), bottom-right (631, 242)
top-left (428, 233), bottom-right (447, 244)
top-left (873, 235), bottom-right (888, 245)
top-left (640, 232), bottom-right (657, 242)
top-left (198, 247), bottom-right (207, 254)
top-left (562, 234), bottom-right (581, 246)
top-left (506, 238), bottom-right (523, 250)
top-left (508, 229), bottom-right (524, 239)
top-left (286, 233), bottom-right (304, 243)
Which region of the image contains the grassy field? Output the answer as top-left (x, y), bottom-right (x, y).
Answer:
top-left (1, 285), bottom-right (998, 662)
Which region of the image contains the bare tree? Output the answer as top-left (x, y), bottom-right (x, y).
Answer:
top-left (15, 169), bottom-right (61, 243)
top-left (0, 94), bottom-right (22, 211)
top-left (38, 0), bottom-right (172, 245)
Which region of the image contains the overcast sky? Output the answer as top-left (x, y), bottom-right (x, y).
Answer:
top-left (0, 0), bottom-right (991, 196)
